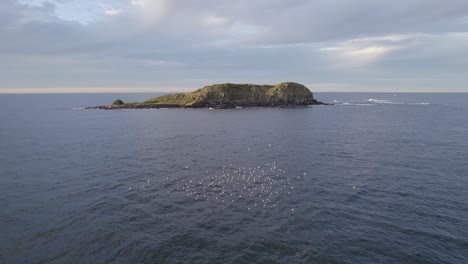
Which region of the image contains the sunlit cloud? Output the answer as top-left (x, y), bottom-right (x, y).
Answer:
top-left (319, 35), bottom-right (410, 67)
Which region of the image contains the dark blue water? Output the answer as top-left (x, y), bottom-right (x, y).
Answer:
top-left (1, 93), bottom-right (468, 264)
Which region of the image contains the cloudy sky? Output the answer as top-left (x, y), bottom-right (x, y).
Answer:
top-left (1, 0), bottom-right (468, 93)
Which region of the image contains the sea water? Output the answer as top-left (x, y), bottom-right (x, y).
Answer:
top-left (1, 93), bottom-right (467, 263)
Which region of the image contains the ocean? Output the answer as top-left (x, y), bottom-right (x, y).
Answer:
top-left (1, 93), bottom-right (467, 263)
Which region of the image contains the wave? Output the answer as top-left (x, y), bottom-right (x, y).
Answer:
top-left (368, 99), bottom-right (393, 104)
top-left (332, 98), bottom-right (430, 106)
top-left (367, 99), bottom-right (430, 105)
top-left (408, 102), bottom-right (430, 105)
top-left (341, 103), bottom-right (376, 106)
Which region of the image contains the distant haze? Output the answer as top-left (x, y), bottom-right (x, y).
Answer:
top-left (1, 0), bottom-right (468, 93)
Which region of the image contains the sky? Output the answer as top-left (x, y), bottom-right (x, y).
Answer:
top-left (1, 0), bottom-right (468, 93)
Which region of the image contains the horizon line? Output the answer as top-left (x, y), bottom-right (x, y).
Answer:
top-left (0, 87), bottom-right (467, 94)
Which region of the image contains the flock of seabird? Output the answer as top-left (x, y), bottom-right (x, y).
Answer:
top-left (163, 162), bottom-right (304, 212)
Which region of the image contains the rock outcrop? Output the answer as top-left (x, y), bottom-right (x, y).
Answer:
top-left (88, 82), bottom-right (327, 109)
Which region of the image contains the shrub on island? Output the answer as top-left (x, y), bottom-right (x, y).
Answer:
top-left (112, 99), bottom-right (124, 105)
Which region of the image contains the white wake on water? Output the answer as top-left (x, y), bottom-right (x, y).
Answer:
top-left (332, 98), bottom-right (430, 106)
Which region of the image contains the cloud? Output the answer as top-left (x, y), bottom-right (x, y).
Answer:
top-left (97, 3), bottom-right (122, 16)
top-left (318, 35), bottom-right (410, 68)
top-left (1, 0), bottom-right (468, 92)
top-left (202, 15), bottom-right (230, 26)
top-left (130, 0), bottom-right (144, 7)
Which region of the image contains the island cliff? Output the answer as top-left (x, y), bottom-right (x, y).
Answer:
top-left (89, 82), bottom-right (327, 109)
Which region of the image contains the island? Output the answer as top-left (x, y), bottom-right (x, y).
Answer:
top-left (87, 82), bottom-right (328, 109)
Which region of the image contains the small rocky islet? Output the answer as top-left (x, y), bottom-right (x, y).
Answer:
top-left (88, 82), bottom-right (329, 109)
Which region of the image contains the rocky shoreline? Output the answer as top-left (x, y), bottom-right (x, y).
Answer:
top-left (87, 101), bottom-right (329, 110)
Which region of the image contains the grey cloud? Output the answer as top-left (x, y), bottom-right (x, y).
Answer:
top-left (0, 0), bottom-right (467, 91)
top-left (3, 0), bottom-right (468, 54)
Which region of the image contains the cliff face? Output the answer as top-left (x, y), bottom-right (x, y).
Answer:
top-left (143, 82), bottom-right (322, 108)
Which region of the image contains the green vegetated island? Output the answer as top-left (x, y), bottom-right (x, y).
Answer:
top-left (88, 82), bottom-right (329, 109)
